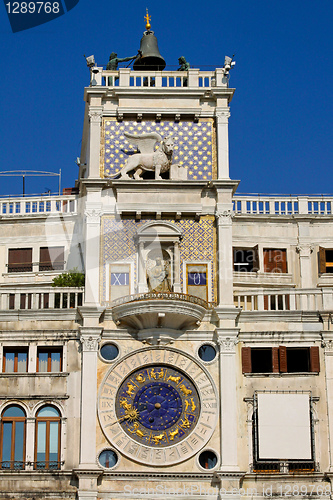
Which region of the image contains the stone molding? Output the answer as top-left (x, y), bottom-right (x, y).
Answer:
top-left (84, 208), bottom-right (102, 223)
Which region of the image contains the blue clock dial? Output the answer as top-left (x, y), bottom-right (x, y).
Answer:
top-left (115, 365), bottom-right (200, 447)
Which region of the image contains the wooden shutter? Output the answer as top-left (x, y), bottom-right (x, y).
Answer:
top-left (8, 248), bottom-right (32, 272)
top-left (264, 295), bottom-right (269, 310)
top-left (310, 346), bottom-right (320, 372)
top-left (263, 249), bottom-right (287, 273)
top-left (279, 345), bottom-right (287, 372)
top-left (253, 245), bottom-right (259, 272)
top-left (319, 247), bottom-right (326, 274)
top-left (242, 347), bottom-right (252, 373)
top-left (272, 347), bottom-right (279, 373)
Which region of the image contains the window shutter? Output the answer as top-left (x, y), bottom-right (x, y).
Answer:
top-left (310, 346), bottom-right (320, 372)
top-left (253, 245), bottom-right (259, 272)
top-left (272, 347), bottom-right (279, 373)
top-left (263, 249), bottom-right (287, 273)
top-left (242, 347), bottom-right (252, 373)
top-left (264, 295), bottom-right (269, 310)
top-left (279, 345), bottom-right (287, 372)
top-left (319, 247), bottom-right (326, 274)
top-left (40, 247), bottom-right (50, 264)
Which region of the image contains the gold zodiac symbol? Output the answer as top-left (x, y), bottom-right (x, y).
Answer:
top-left (179, 384), bottom-right (192, 396)
top-left (167, 375), bottom-right (181, 383)
top-left (128, 422), bottom-right (147, 438)
top-left (184, 400), bottom-right (189, 412)
top-left (169, 428), bottom-right (179, 441)
top-left (126, 383), bottom-right (136, 396)
top-left (151, 433), bottom-right (165, 445)
top-left (180, 415), bottom-right (191, 429)
top-left (150, 368), bottom-right (164, 380)
top-left (190, 398), bottom-right (196, 412)
top-left (119, 398), bottom-right (132, 411)
top-left (136, 373), bottom-right (146, 383)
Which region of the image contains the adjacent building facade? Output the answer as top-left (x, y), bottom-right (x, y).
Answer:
top-left (1, 30), bottom-right (333, 500)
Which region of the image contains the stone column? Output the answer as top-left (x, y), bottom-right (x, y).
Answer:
top-left (322, 338), bottom-right (333, 470)
top-left (79, 329), bottom-right (101, 468)
top-left (173, 240), bottom-right (181, 292)
top-left (216, 110), bottom-right (231, 179)
top-left (216, 207), bottom-right (234, 306)
top-left (217, 332), bottom-right (239, 471)
top-left (296, 244), bottom-right (313, 289)
top-left (88, 108), bottom-right (103, 178)
top-left (84, 205), bottom-right (102, 305)
top-left (25, 416), bottom-right (35, 470)
top-left (137, 241), bottom-right (146, 293)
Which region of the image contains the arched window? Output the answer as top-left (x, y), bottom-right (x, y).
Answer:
top-left (35, 406), bottom-right (61, 469)
top-left (0, 405), bottom-right (26, 469)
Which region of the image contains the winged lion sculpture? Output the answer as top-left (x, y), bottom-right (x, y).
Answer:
top-left (110, 132), bottom-right (174, 180)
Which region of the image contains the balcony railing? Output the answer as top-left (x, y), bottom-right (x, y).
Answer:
top-left (0, 287), bottom-right (84, 310)
top-left (234, 287), bottom-right (333, 312)
top-left (108, 291), bottom-right (210, 309)
top-left (233, 195), bottom-right (333, 216)
top-left (0, 195), bottom-right (78, 217)
top-left (91, 68), bottom-right (228, 89)
top-left (0, 460), bottom-right (63, 470)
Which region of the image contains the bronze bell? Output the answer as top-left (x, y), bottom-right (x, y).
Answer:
top-left (133, 31), bottom-right (166, 71)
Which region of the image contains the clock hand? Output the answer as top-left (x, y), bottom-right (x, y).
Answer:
top-left (110, 406), bottom-right (140, 426)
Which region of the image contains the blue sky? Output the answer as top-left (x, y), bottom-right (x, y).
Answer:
top-left (0, 0), bottom-right (332, 196)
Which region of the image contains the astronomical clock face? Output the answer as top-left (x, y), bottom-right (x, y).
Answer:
top-left (98, 348), bottom-right (218, 466)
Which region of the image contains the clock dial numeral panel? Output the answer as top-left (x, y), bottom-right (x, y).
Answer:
top-left (98, 348), bottom-right (218, 466)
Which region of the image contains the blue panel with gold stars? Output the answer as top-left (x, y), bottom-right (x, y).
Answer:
top-left (101, 119), bottom-right (216, 180)
top-left (115, 365), bottom-right (200, 448)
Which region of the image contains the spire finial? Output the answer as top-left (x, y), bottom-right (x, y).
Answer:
top-left (144, 8), bottom-right (151, 31)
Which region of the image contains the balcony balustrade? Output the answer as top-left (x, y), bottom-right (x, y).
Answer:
top-left (0, 287), bottom-right (84, 311)
top-left (0, 194), bottom-right (77, 218)
top-left (233, 195), bottom-right (333, 216)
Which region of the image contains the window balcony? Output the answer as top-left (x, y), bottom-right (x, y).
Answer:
top-left (107, 292), bottom-right (210, 330)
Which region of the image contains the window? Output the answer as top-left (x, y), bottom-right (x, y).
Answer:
top-left (319, 247), bottom-right (333, 274)
top-left (3, 348), bottom-right (28, 373)
top-left (100, 344), bottom-right (119, 362)
top-left (35, 406), bottom-right (61, 469)
top-left (0, 405), bottom-right (26, 469)
top-left (233, 246), bottom-right (258, 272)
top-left (186, 264), bottom-right (208, 301)
top-left (198, 450), bottom-right (218, 469)
top-left (39, 247), bottom-right (64, 271)
top-left (37, 348), bottom-right (62, 372)
top-left (110, 264), bottom-right (130, 301)
top-left (253, 393), bottom-right (314, 473)
top-left (242, 346), bottom-right (319, 374)
top-left (98, 449), bottom-right (118, 468)
top-left (263, 248), bottom-right (287, 273)
top-left (8, 248), bottom-right (32, 273)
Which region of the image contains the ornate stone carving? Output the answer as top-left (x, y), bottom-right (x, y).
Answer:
top-left (217, 337), bottom-right (237, 352)
top-left (84, 208), bottom-right (102, 223)
top-left (216, 110), bottom-right (231, 123)
top-left (215, 209), bottom-right (234, 225)
top-left (80, 334), bottom-right (100, 352)
top-left (296, 244), bottom-right (314, 257)
top-left (322, 340), bottom-right (333, 352)
top-left (88, 110), bottom-right (102, 123)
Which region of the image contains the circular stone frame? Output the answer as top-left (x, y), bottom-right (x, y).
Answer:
top-left (98, 347), bottom-right (218, 466)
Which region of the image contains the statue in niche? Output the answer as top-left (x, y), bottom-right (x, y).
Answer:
top-left (110, 132), bottom-right (174, 180)
top-left (147, 252), bottom-right (171, 293)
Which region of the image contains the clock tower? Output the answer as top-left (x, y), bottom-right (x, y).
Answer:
top-left (77, 15), bottom-right (239, 499)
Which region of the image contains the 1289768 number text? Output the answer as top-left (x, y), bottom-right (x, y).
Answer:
top-left (5, 2), bottom-right (60, 13)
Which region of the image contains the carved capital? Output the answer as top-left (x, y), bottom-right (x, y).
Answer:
top-left (80, 334), bottom-right (101, 352)
top-left (215, 209), bottom-right (234, 225)
top-left (217, 336), bottom-right (237, 353)
top-left (296, 244), bottom-right (314, 257)
top-left (88, 109), bottom-right (102, 124)
top-left (84, 208), bottom-right (102, 223)
top-left (216, 110), bottom-right (230, 123)
top-left (322, 340), bottom-right (333, 353)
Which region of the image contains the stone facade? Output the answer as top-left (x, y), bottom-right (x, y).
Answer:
top-left (0, 62), bottom-right (332, 500)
